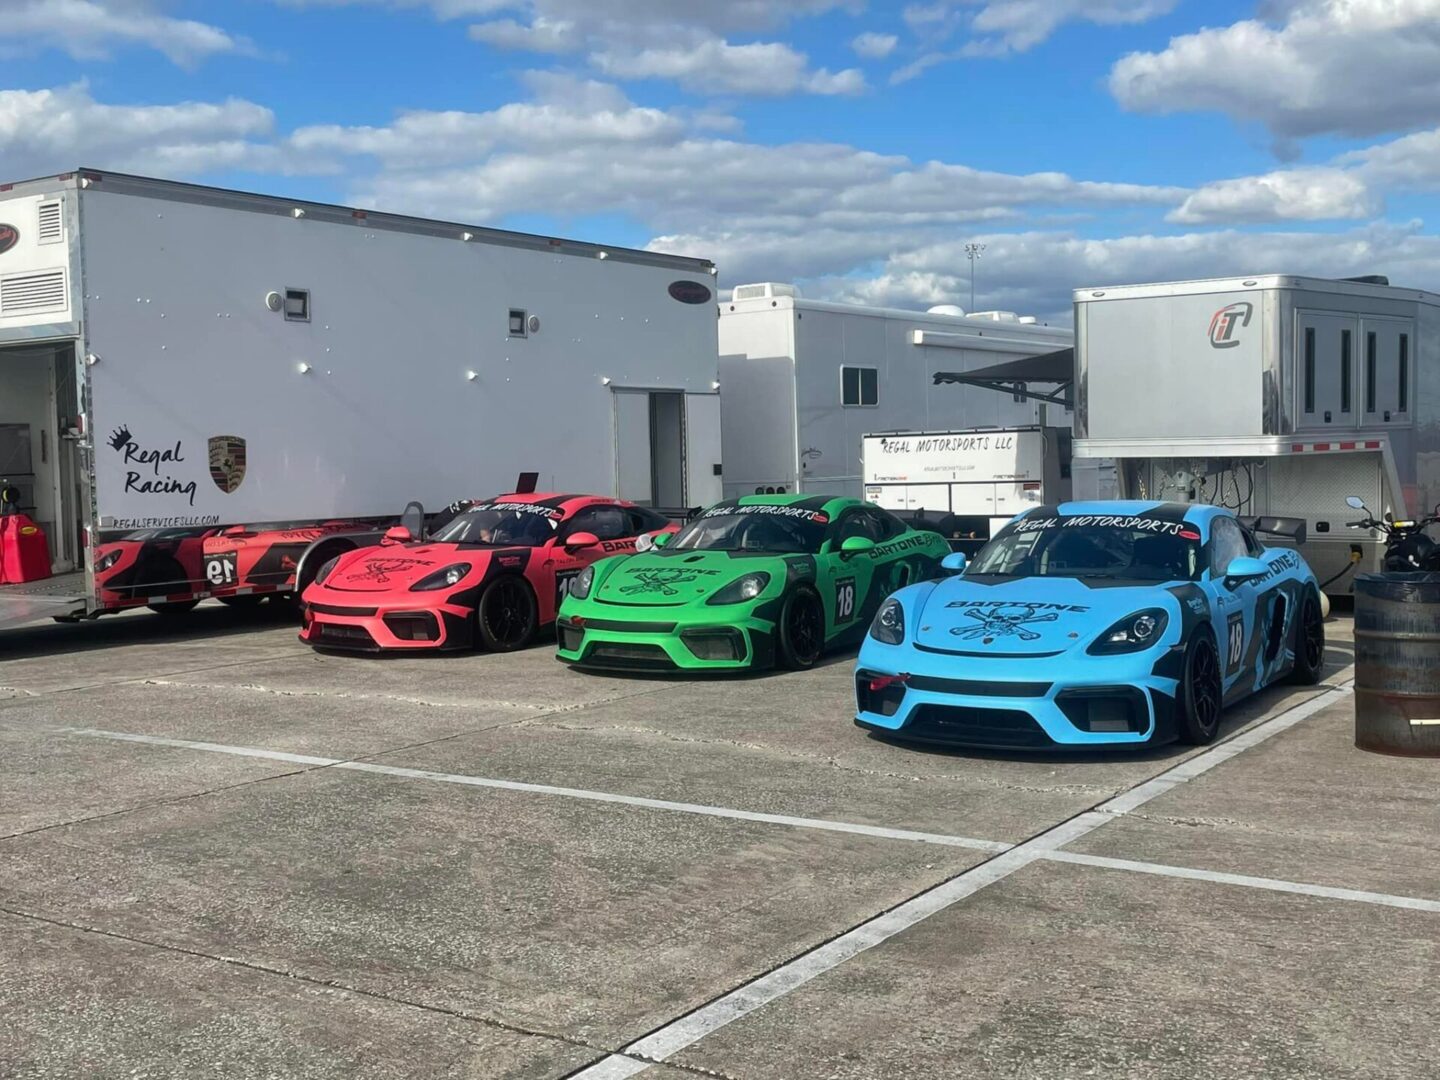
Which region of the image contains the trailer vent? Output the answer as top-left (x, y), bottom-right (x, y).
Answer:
top-left (37, 200), bottom-right (63, 244)
top-left (0, 269), bottom-right (66, 315)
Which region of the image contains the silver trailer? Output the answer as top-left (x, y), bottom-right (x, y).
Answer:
top-left (0, 169), bottom-right (721, 626)
top-left (1072, 273), bottom-right (1440, 591)
top-left (716, 283), bottom-right (1072, 500)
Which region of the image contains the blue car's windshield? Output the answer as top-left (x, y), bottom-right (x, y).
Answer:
top-left (970, 515), bottom-right (1203, 581)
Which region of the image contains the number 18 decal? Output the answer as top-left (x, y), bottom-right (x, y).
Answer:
top-left (835, 577), bottom-right (857, 622)
top-left (1226, 612), bottom-right (1244, 674)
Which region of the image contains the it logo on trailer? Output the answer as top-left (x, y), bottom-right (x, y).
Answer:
top-left (1208, 302), bottom-right (1253, 350)
top-left (0, 223), bottom-right (18, 255)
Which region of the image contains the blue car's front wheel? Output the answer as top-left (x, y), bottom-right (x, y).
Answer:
top-left (1178, 632), bottom-right (1223, 744)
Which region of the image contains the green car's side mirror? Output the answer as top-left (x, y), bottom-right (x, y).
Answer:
top-left (840, 536), bottom-right (877, 556)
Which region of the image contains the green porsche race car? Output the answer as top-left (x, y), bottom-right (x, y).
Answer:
top-left (555, 494), bottom-right (951, 672)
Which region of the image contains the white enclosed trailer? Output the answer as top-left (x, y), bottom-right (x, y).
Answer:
top-left (0, 169), bottom-right (721, 626)
top-left (1072, 274), bottom-right (1440, 591)
top-left (716, 283), bottom-right (1073, 500)
top-left (861, 426), bottom-right (1069, 541)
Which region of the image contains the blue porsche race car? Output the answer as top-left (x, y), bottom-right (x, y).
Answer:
top-left (854, 501), bottom-right (1325, 750)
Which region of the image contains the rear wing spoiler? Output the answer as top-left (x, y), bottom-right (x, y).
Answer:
top-left (1244, 516), bottom-right (1307, 545)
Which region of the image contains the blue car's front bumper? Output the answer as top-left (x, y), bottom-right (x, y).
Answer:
top-left (854, 642), bottom-right (1183, 750)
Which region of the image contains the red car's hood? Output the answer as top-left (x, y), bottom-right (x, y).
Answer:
top-left (321, 543), bottom-right (476, 593)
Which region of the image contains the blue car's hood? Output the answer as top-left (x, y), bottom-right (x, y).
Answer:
top-left (914, 575), bottom-right (1172, 655)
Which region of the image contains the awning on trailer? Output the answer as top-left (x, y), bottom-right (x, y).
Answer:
top-left (932, 347), bottom-right (1073, 408)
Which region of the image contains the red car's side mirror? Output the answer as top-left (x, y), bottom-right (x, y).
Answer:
top-left (565, 531), bottom-right (600, 550)
top-left (383, 525), bottom-right (413, 544)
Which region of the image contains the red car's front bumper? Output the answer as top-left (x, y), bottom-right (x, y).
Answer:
top-left (300, 597), bottom-right (475, 651)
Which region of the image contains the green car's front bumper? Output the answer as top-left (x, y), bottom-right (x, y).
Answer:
top-left (555, 602), bottom-right (779, 672)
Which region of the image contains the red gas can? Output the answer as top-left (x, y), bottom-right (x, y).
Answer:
top-left (0, 514), bottom-right (52, 584)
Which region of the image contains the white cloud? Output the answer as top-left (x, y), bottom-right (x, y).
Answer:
top-left (893, 0), bottom-right (1176, 78)
top-left (967, 0), bottom-right (1178, 54)
top-left (1110, 0), bottom-right (1440, 141)
top-left (1343, 126), bottom-right (1440, 188)
top-left (592, 37), bottom-right (865, 97)
top-left (288, 73), bottom-right (684, 164)
top-left (461, 0), bottom-right (864, 96)
top-left (0, 0), bottom-right (245, 66)
top-left (1169, 167), bottom-right (1377, 225)
top-left (851, 31), bottom-right (899, 58)
top-left (0, 84), bottom-right (284, 178)
top-left (803, 221), bottom-right (1440, 322)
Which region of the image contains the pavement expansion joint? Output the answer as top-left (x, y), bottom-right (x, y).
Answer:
top-left (0, 903), bottom-right (643, 1068)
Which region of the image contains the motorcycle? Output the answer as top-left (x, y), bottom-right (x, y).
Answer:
top-left (1345, 495), bottom-right (1440, 572)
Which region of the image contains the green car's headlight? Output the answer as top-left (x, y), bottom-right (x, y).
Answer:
top-left (569, 564), bottom-right (596, 601)
top-left (870, 597), bottom-right (905, 645)
top-left (707, 572), bottom-right (770, 605)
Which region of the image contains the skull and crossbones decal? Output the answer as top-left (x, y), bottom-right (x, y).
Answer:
top-left (950, 604), bottom-right (1060, 641)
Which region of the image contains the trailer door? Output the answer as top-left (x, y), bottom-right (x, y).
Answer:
top-left (1296, 311), bottom-right (1360, 431)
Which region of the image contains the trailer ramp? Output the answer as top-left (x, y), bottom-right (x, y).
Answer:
top-left (0, 572), bottom-right (87, 630)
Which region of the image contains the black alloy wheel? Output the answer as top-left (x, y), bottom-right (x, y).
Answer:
top-left (778, 587), bottom-right (824, 670)
top-left (1288, 592), bottom-right (1325, 685)
top-left (1178, 632), bottom-right (1223, 744)
top-left (477, 576), bottom-right (538, 652)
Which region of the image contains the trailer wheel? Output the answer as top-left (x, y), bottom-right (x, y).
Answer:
top-left (139, 558), bottom-right (200, 615)
top-left (217, 595), bottom-right (264, 609)
top-left (476, 576), bottom-right (538, 652)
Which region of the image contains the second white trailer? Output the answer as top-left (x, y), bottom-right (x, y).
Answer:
top-left (717, 284), bottom-right (1072, 500)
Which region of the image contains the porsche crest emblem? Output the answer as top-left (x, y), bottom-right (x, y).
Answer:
top-left (208, 435), bottom-right (247, 494)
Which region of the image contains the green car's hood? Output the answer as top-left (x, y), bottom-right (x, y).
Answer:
top-left (595, 550), bottom-right (786, 607)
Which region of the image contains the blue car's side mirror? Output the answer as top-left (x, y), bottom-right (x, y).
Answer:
top-left (1223, 556), bottom-right (1269, 586)
top-left (941, 551), bottom-right (968, 573)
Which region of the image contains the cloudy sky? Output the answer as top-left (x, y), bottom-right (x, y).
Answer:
top-left (5, 0), bottom-right (1440, 320)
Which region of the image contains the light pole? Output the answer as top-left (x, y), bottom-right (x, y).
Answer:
top-left (965, 242), bottom-right (986, 311)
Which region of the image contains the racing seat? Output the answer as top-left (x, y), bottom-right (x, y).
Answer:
top-left (1132, 536), bottom-right (1191, 581)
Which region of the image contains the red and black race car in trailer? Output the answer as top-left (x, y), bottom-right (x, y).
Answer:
top-left (299, 493), bottom-right (677, 652)
top-left (201, 520), bottom-right (368, 607)
top-left (91, 526), bottom-right (220, 615)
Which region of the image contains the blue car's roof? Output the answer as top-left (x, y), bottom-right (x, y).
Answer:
top-left (1023, 500), bottom-right (1232, 523)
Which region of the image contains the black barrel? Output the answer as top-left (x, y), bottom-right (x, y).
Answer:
top-left (1353, 572), bottom-right (1440, 756)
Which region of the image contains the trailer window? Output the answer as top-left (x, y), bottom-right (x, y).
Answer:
top-left (842, 366), bottom-right (878, 407)
top-left (1303, 328), bottom-right (1315, 414)
top-left (1340, 329), bottom-right (1351, 413)
top-left (1399, 334), bottom-right (1409, 413)
top-left (1366, 331), bottom-right (1377, 414)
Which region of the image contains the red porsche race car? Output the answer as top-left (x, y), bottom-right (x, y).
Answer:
top-left (299, 493), bottom-right (676, 652)
top-left (202, 520), bottom-right (366, 607)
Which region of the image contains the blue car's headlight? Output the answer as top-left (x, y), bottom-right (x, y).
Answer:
top-left (410, 563), bottom-right (471, 591)
top-left (1088, 609), bottom-right (1169, 654)
top-left (870, 597), bottom-right (905, 645)
top-left (707, 572), bottom-right (770, 605)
